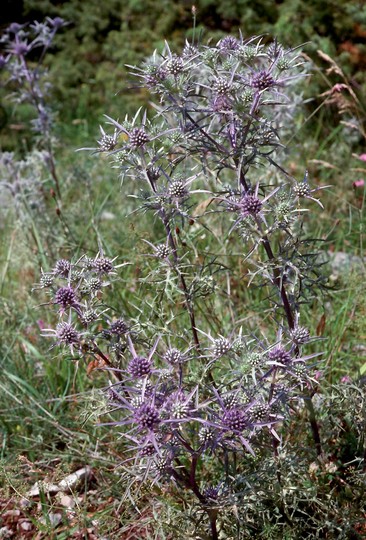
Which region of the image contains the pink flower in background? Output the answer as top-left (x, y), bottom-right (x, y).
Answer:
top-left (37, 319), bottom-right (45, 330)
top-left (358, 154), bottom-right (366, 162)
top-left (353, 179), bottom-right (365, 189)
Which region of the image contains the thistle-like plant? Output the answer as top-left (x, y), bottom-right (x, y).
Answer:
top-left (38, 32), bottom-right (329, 539)
top-left (1, 18), bottom-right (66, 198)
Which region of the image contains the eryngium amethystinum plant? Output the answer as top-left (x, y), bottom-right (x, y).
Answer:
top-left (0, 18), bottom-right (66, 198)
top-left (38, 33), bottom-right (328, 539)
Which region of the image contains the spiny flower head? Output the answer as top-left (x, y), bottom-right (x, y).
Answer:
top-left (250, 404), bottom-right (268, 422)
top-left (93, 257), bottom-right (115, 274)
top-left (8, 39), bottom-right (31, 57)
top-left (155, 244), bottom-right (170, 259)
top-left (97, 126), bottom-right (118, 152)
top-left (139, 443), bottom-right (156, 457)
top-left (134, 403), bottom-right (160, 430)
top-left (81, 277), bottom-right (102, 294)
top-left (218, 36), bottom-right (240, 52)
top-left (109, 319), bottom-right (129, 336)
top-left (240, 194), bottom-right (262, 216)
top-left (81, 309), bottom-right (98, 325)
top-left (56, 322), bottom-right (80, 346)
top-left (268, 346), bottom-right (292, 365)
top-left (163, 348), bottom-right (184, 365)
top-left (54, 286), bottom-right (78, 309)
top-left (246, 352), bottom-right (263, 367)
top-left (204, 485), bottom-right (220, 502)
top-left (251, 70), bottom-right (275, 90)
top-left (213, 337), bottom-right (231, 357)
top-left (199, 426), bottom-right (216, 445)
top-left (169, 399), bottom-right (190, 420)
top-left (290, 325), bottom-right (310, 345)
top-left (222, 393), bottom-right (241, 410)
top-left (213, 77), bottom-right (232, 96)
top-left (168, 179), bottom-right (188, 199)
top-left (293, 181), bottom-right (311, 198)
top-left (165, 55), bottom-right (184, 75)
top-left (222, 407), bottom-right (248, 432)
top-left (129, 127), bottom-right (149, 148)
top-left (39, 272), bottom-right (54, 288)
top-left (128, 356), bottom-right (153, 378)
top-left (53, 259), bottom-right (71, 277)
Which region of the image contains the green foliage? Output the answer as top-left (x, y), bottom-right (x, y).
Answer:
top-left (9, 0), bottom-right (363, 130)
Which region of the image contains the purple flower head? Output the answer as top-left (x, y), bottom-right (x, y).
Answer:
top-left (134, 402), bottom-right (161, 431)
top-left (218, 36), bottom-right (240, 52)
top-left (109, 318), bottom-right (129, 336)
top-left (268, 346), bottom-right (292, 365)
top-left (56, 322), bottom-right (80, 346)
top-left (203, 485), bottom-right (223, 504)
top-left (240, 194), bottom-right (262, 216)
top-left (129, 127), bottom-right (149, 148)
top-left (53, 258), bottom-right (71, 277)
top-left (8, 38), bottom-right (31, 57)
top-left (54, 286), bottom-right (78, 309)
top-left (251, 70), bottom-right (276, 91)
top-left (222, 407), bottom-right (248, 432)
top-left (93, 256), bottom-right (115, 274)
top-left (42, 321), bottom-right (81, 354)
top-left (128, 356), bottom-right (153, 378)
top-left (290, 325), bottom-right (310, 345)
top-left (139, 442), bottom-right (156, 457)
top-left (126, 335), bottom-right (159, 378)
top-left (46, 17), bottom-right (66, 30)
top-left (7, 23), bottom-right (25, 35)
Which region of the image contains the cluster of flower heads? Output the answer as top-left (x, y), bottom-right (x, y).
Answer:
top-left (34, 28), bottom-right (325, 508)
top-left (100, 320), bottom-right (320, 485)
top-left (37, 249), bottom-right (319, 488)
top-left (83, 33), bottom-right (327, 259)
top-left (93, 34), bottom-right (305, 162)
top-left (37, 254), bottom-right (128, 353)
